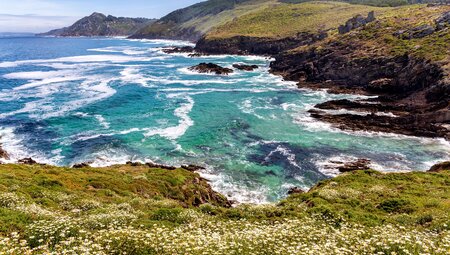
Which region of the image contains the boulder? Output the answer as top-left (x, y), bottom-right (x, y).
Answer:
top-left (428, 161), bottom-right (450, 172)
top-left (233, 64), bottom-right (259, 71)
top-left (189, 63), bottom-right (233, 75)
top-left (338, 11), bottom-right (376, 34)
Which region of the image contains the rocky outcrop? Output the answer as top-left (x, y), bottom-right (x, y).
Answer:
top-left (394, 25), bottom-right (436, 39)
top-left (428, 161), bottom-right (450, 172)
top-left (196, 33), bottom-right (327, 55)
top-left (270, 38), bottom-right (450, 139)
top-left (338, 11), bottom-right (375, 34)
top-left (436, 11), bottom-right (450, 30)
top-left (189, 63), bottom-right (233, 75)
top-left (162, 46), bottom-right (195, 54)
top-left (18, 158), bottom-right (38, 165)
top-left (0, 144), bottom-right (9, 160)
top-left (39, 12), bottom-right (155, 37)
top-left (233, 64), bottom-right (258, 71)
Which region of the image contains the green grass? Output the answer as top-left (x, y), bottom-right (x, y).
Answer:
top-left (0, 164), bottom-right (449, 254)
top-left (282, 170), bottom-right (450, 227)
top-left (132, 0), bottom-right (278, 38)
top-left (207, 1), bottom-right (388, 39)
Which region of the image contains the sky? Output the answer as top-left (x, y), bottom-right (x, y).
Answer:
top-left (0, 0), bottom-right (203, 33)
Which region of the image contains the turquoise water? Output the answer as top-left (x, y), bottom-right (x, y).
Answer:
top-left (0, 37), bottom-right (449, 203)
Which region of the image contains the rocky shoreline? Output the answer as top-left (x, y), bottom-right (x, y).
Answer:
top-left (193, 9), bottom-right (450, 140)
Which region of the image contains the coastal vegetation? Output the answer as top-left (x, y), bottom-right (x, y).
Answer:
top-left (0, 163), bottom-right (449, 254)
top-left (206, 1), bottom-right (387, 39)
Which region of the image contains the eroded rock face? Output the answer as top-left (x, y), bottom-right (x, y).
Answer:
top-left (338, 11), bottom-right (375, 34)
top-left (196, 32), bottom-right (327, 55)
top-left (270, 40), bottom-right (450, 139)
top-left (189, 63), bottom-right (233, 75)
top-left (233, 64), bottom-right (259, 71)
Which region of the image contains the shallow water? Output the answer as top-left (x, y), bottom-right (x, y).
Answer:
top-left (0, 37), bottom-right (449, 203)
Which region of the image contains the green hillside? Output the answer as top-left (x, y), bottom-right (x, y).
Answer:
top-left (206, 1), bottom-right (387, 39)
top-left (130, 0), bottom-right (279, 40)
top-left (0, 163), bottom-right (449, 254)
top-left (280, 0), bottom-right (409, 7)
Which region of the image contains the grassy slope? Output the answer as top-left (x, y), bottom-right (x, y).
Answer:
top-left (132, 0), bottom-right (277, 39)
top-left (280, 0), bottom-right (411, 7)
top-left (206, 1), bottom-right (388, 39)
top-left (0, 164), bottom-right (449, 254)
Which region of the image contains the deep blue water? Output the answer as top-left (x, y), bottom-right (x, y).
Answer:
top-left (0, 37), bottom-right (449, 203)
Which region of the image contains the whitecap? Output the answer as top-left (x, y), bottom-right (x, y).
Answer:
top-left (144, 95), bottom-right (194, 140)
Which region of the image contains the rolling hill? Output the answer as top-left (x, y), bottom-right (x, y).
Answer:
top-left (39, 12), bottom-right (155, 37)
top-left (129, 0), bottom-right (279, 41)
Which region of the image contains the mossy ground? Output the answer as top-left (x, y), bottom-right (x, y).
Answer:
top-left (0, 164), bottom-right (449, 254)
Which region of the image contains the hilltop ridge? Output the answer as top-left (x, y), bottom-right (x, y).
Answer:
top-left (39, 12), bottom-right (155, 37)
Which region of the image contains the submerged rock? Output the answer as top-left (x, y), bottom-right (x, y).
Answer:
top-left (233, 64), bottom-right (259, 71)
top-left (189, 63), bottom-right (233, 75)
top-left (338, 11), bottom-right (375, 34)
top-left (428, 161), bottom-right (450, 172)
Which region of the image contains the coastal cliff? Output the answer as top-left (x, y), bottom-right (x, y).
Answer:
top-left (195, 3), bottom-right (450, 139)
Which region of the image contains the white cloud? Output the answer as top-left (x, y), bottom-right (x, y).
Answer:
top-left (0, 14), bottom-right (79, 33)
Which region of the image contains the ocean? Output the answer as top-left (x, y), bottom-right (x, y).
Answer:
top-left (0, 37), bottom-right (449, 203)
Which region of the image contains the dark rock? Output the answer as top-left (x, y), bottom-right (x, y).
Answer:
top-left (428, 161), bottom-right (450, 172)
top-left (189, 63), bottom-right (233, 75)
top-left (338, 11), bottom-right (376, 34)
top-left (394, 25), bottom-right (436, 39)
top-left (162, 46), bottom-right (195, 54)
top-left (72, 163), bottom-right (91, 168)
top-left (270, 38), bottom-right (449, 139)
top-left (338, 159), bottom-right (372, 173)
top-left (18, 158), bottom-right (38, 165)
top-left (126, 161), bottom-right (144, 167)
top-left (145, 162), bottom-right (177, 170)
top-left (233, 64), bottom-right (259, 71)
top-left (0, 144), bottom-right (9, 160)
top-left (196, 32), bottom-right (327, 55)
top-left (436, 11), bottom-right (450, 30)
top-left (181, 164), bottom-right (206, 172)
top-left (287, 187), bottom-right (305, 195)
